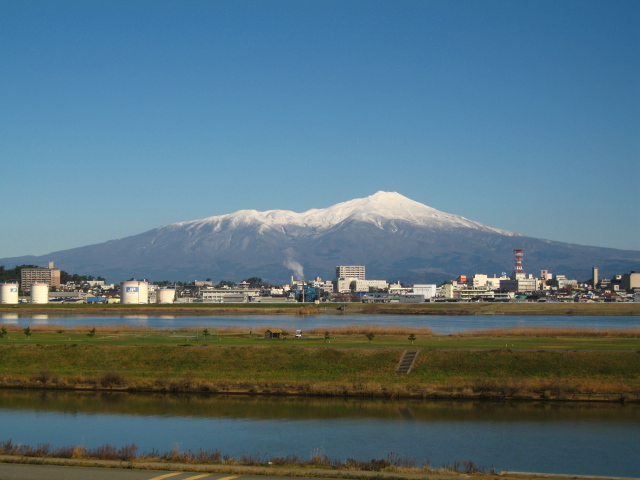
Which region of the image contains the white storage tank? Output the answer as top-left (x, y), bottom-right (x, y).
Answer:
top-left (0, 283), bottom-right (19, 304)
top-left (30, 283), bottom-right (49, 304)
top-left (121, 281), bottom-right (149, 304)
top-left (156, 288), bottom-right (175, 304)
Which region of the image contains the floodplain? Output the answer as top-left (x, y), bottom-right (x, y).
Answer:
top-left (0, 324), bottom-right (638, 402)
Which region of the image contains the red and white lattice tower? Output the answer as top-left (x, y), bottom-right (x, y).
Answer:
top-left (513, 248), bottom-right (525, 277)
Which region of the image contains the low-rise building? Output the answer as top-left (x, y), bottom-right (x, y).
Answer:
top-left (472, 274), bottom-right (509, 289)
top-left (553, 275), bottom-right (577, 289)
top-left (334, 278), bottom-right (388, 293)
top-left (200, 287), bottom-right (260, 303)
top-left (500, 275), bottom-right (538, 293)
top-left (388, 282), bottom-right (410, 295)
top-left (399, 294), bottom-right (425, 303)
top-left (411, 284), bottom-right (437, 299)
top-left (352, 279), bottom-right (388, 293)
top-left (454, 286), bottom-right (496, 301)
top-left (362, 292), bottom-right (399, 303)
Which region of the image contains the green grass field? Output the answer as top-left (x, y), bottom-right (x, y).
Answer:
top-left (1, 324), bottom-right (638, 400)
top-left (0, 344), bottom-right (638, 399)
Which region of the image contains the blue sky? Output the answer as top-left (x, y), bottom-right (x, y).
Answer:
top-left (1, 0), bottom-right (638, 259)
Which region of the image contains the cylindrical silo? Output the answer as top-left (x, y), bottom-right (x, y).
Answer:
top-left (30, 283), bottom-right (49, 304)
top-left (0, 283), bottom-right (19, 304)
top-left (156, 288), bottom-right (175, 304)
top-left (121, 281), bottom-right (149, 304)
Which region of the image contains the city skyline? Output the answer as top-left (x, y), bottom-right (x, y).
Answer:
top-left (1, 0), bottom-right (638, 258)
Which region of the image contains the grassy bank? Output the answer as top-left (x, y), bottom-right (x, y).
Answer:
top-left (0, 439), bottom-right (497, 475)
top-left (2, 301), bottom-right (639, 316)
top-left (1, 324), bottom-right (639, 350)
top-left (0, 342), bottom-right (638, 401)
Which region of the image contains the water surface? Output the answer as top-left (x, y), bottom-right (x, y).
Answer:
top-left (0, 390), bottom-right (638, 477)
top-left (1, 313), bottom-right (638, 333)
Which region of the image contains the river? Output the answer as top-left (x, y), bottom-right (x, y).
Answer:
top-left (1, 313), bottom-right (638, 333)
top-left (0, 391), bottom-right (638, 477)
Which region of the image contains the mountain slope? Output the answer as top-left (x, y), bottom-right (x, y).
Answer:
top-left (2, 192), bottom-right (638, 284)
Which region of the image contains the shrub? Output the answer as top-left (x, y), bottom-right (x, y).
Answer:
top-left (33, 370), bottom-right (56, 384)
top-left (99, 371), bottom-right (125, 388)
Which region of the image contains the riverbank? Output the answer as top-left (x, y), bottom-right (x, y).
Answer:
top-left (1, 324), bottom-right (639, 349)
top-left (0, 443), bottom-right (498, 477)
top-left (0, 344), bottom-right (638, 402)
top-left (2, 301), bottom-right (640, 316)
top-left (3, 453), bottom-right (623, 480)
top-left (0, 444), bottom-right (637, 480)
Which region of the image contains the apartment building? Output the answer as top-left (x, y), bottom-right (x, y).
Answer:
top-left (20, 262), bottom-right (61, 291)
top-left (335, 266), bottom-right (365, 280)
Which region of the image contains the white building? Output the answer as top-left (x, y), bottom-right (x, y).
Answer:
top-left (334, 278), bottom-right (354, 293)
top-left (500, 275), bottom-right (538, 293)
top-left (352, 279), bottom-right (388, 293)
top-left (335, 266), bottom-right (365, 280)
top-left (455, 286), bottom-right (496, 300)
top-left (440, 283), bottom-right (454, 298)
top-left (388, 282), bottom-right (410, 295)
top-left (553, 275), bottom-right (577, 289)
top-left (411, 284), bottom-right (437, 299)
top-left (200, 287), bottom-right (260, 303)
top-left (310, 279), bottom-right (335, 294)
top-left (472, 274), bottom-right (508, 289)
top-left (335, 278), bottom-right (388, 293)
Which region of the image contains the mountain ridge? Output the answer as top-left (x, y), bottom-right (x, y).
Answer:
top-left (167, 191), bottom-right (516, 236)
top-left (1, 192), bottom-right (637, 284)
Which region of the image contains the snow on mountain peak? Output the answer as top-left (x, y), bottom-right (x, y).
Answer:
top-left (171, 191), bottom-right (514, 235)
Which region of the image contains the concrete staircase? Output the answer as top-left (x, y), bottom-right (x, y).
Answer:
top-left (395, 349), bottom-right (419, 375)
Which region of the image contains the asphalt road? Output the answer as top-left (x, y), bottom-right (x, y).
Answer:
top-left (1, 463), bottom-right (637, 480)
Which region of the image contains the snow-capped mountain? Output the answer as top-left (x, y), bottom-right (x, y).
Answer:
top-left (175, 191), bottom-right (513, 234)
top-left (2, 192), bottom-right (638, 283)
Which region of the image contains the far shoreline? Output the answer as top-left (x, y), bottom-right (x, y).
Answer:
top-left (1, 302), bottom-right (639, 316)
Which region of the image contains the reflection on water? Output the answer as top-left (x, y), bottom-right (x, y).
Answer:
top-left (0, 390), bottom-right (637, 477)
top-left (0, 314), bottom-right (638, 333)
top-left (32, 314), bottom-right (49, 325)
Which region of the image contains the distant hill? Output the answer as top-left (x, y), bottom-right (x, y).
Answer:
top-left (2, 191), bottom-right (638, 284)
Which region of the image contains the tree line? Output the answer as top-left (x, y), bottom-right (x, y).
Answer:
top-left (0, 265), bottom-right (104, 285)
top-left (1, 264), bottom-right (267, 289)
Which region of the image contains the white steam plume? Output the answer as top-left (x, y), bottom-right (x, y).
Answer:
top-left (283, 248), bottom-right (304, 280)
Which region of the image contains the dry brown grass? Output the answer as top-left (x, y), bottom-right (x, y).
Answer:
top-left (7, 323), bottom-right (637, 337)
top-left (0, 324), bottom-right (162, 334)
top-left (0, 439), bottom-right (497, 473)
top-left (459, 326), bottom-right (640, 337)
top-left (304, 324), bottom-right (435, 335)
top-left (0, 324), bottom-right (257, 334)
